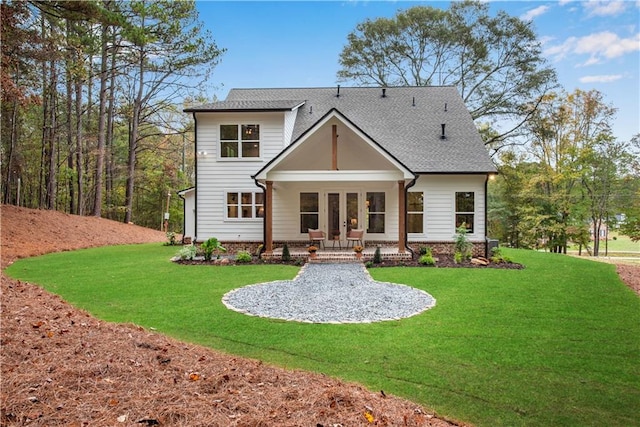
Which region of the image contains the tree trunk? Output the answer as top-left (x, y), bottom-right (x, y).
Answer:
top-left (75, 75), bottom-right (84, 215)
top-left (93, 22), bottom-right (109, 217)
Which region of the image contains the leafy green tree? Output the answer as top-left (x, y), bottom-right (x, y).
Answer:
top-left (337, 0), bottom-right (557, 150)
top-left (120, 0), bottom-right (224, 223)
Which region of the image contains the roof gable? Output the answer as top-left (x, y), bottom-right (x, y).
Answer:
top-left (253, 109), bottom-right (414, 181)
top-left (190, 86), bottom-right (497, 173)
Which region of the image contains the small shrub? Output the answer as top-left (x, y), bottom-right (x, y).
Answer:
top-left (418, 246), bottom-right (431, 256)
top-left (490, 246), bottom-right (512, 264)
top-left (454, 250), bottom-right (463, 264)
top-left (365, 261), bottom-right (374, 268)
top-left (373, 246), bottom-right (382, 264)
top-left (454, 224), bottom-right (473, 260)
top-left (165, 231), bottom-right (177, 246)
top-left (294, 258), bottom-right (303, 266)
top-left (177, 244), bottom-right (196, 260)
top-left (201, 237), bottom-right (226, 261)
top-left (235, 251), bottom-right (252, 263)
top-left (419, 254), bottom-right (436, 266)
top-left (255, 244), bottom-right (264, 257)
top-left (282, 243), bottom-right (291, 262)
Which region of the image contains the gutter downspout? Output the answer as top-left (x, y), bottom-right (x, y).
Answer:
top-left (404, 175), bottom-right (418, 259)
top-left (484, 173), bottom-right (489, 257)
top-left (253, 176), bottom-right (267, 258)
top-left (192, 112), bottom-right (198, 243)
top-left (177, 190), bottom-right (187, 244)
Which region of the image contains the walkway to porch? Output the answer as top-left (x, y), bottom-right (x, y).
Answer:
top-left (261, 245), bottom-right (413, 262)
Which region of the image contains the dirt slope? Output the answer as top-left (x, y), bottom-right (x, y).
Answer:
top-left (1, 205), bottom-right (459, 426)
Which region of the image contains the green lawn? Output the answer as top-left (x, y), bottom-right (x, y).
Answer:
top-left (6, 245), bottom-right (640, 427)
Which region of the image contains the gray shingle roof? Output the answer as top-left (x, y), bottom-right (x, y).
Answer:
top-left (192, 86), bottom-right (496, 173)
top-left (184, 99), bottom-right (305, 112)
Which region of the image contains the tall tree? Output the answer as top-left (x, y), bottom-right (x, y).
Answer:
top-left (120, 0), bottom-right (223, 223)
top-left (337, 0), bottom-right (557, 152)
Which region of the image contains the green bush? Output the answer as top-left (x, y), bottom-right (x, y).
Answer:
top-left (418, 246), bottom-right (432, 256)
top-left (177, 244), bottom-right (196, 260)
top-left (235, 251), bottom-right (252, 263)
top-left (373, 246), bottom-right (382, 264)
top-left (165, 232), bottom-right (177, 246)
top-left (282, 243), bottom-right (291, 262)
top-left (454, 251), bottom-right (463, 264)
top-left (365, 261), bottom-right (374, 268)
top-left (201, 237), bottom-right (226, 261)
top-left (454, 224), bottom-right (473, 260)
top-left (418, 254), bottom-right (436, 266)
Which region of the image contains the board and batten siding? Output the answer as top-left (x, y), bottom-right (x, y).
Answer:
top-left (409, 174), bottom-right (487, 242)
top-left (194, 112), bottom-right (285, 241)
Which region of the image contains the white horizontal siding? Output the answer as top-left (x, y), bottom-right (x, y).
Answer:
top-left (194, 112), bottom-right (285, 241)
top-left (272, 181), bottom-right (399, 242)
top-left (410, 174), bottom-right (486, 242)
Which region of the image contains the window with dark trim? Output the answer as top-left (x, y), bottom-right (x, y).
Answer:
top-left (455, 192), bottom-right (474, 233)
top-left (226, 191), bottom-right (264, 219)
top-left (300, 192), bottom-right (319, 233)
top-left (220, 124), bottom-right (260, 158)
top-left (366, 192), bottom-right (385, 233)
top-left (407, 191), bottom-right (424, 233)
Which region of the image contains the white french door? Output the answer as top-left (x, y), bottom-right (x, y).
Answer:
top-left (326, 191), bottom-right (360, 245)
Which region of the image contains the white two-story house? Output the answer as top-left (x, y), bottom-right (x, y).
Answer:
top-left (180, 86), bottom-right (497, 257)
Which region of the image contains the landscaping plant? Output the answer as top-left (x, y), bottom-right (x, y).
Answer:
top-left (201, 237), bottom-right (226, 261)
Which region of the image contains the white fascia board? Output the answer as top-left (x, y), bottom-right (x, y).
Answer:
top-left (266, 170), bottom-right (408, 182)
top-left (254, 110), bottom-right (414, 181)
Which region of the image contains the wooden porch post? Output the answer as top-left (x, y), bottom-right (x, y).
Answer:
top-left (265, 180), bottom-right (273, 253)
top-left (398, 180), bottom-right (406, 253)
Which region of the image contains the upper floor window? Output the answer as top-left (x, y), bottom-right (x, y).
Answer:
top-left (220, 124), bottom-right (260, 158)
top-left (407, 191), bottom-right (424, 233)
top-left (455, 192), bottom-right (474, 233)
top-left (226, 191), bottom-right (264, 219)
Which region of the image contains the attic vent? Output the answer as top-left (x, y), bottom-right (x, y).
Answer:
top-left (336, 85), bottom-right (340, 98)
top-left (444, 102), bottom-right (448, 112)
top-left (441, 123), bottom-right (446, 140)
top-left (412, 96), bottom-right (415, 107)
top-left (309, 105), bottom-right (313, 114)
top-left (382, 88), bottom-right (387, 98)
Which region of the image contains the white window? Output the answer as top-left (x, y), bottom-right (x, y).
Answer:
top-left (455, 192), bottom-right (474, 233)
top-left (407, 191), bottom-right (424, 233)
top-left (226, 191), bottom-right (264, 219)
top-left (220, 124), bottom-right (260, 158)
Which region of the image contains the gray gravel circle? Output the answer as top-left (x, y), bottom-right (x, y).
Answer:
top-left (222, 263), bottom-right (436, 324)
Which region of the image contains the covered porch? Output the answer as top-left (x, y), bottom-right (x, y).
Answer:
top-left (253, 110), bottom-right (416, 257)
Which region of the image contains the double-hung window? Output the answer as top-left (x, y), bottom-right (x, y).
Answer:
top-left (226, 191), bottom-right (264, 219)
top-left (220, 124), bottom-right (260, 158)
top-left (299, 193), bottom-right (319, 233)
top-left (366, 192), bottom-right (385, 233)
top-left (455, 192), bottom-right (474, 233)
top-left (407, 191), bottom-right (424, 233)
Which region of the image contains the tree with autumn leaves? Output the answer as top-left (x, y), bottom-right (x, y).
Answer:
top-left (0, 0), bottom-right (223, 229)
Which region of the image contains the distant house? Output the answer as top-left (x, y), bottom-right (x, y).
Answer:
top-left (181, 86), bottom-right (497, 256)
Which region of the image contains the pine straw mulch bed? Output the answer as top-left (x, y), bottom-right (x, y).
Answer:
top-left (1, 205), bottom-right (462, 427)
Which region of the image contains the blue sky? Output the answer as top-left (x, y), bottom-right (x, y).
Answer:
top-left (195, 1), bottom-right (640, 142)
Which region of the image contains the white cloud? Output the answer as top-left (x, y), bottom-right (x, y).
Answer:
top-left (584, 0), bottom-right (626, 16)
top-left (579, 74), bottom-right (623, 83)
top-left (521, 5), bottom-right (550, 21)
top-left (545, 31), bottom-right (640, 64)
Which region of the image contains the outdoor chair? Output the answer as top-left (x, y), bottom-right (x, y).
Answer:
top-left (346, 229), bottom-right (364, 248)
top-left (308, 228), bottom-right (326, 249)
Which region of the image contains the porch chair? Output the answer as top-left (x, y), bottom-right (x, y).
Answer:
top-left (346, 229), bottom-right (364, 248)
top-left (308, 229), bottom-right (326, 249)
